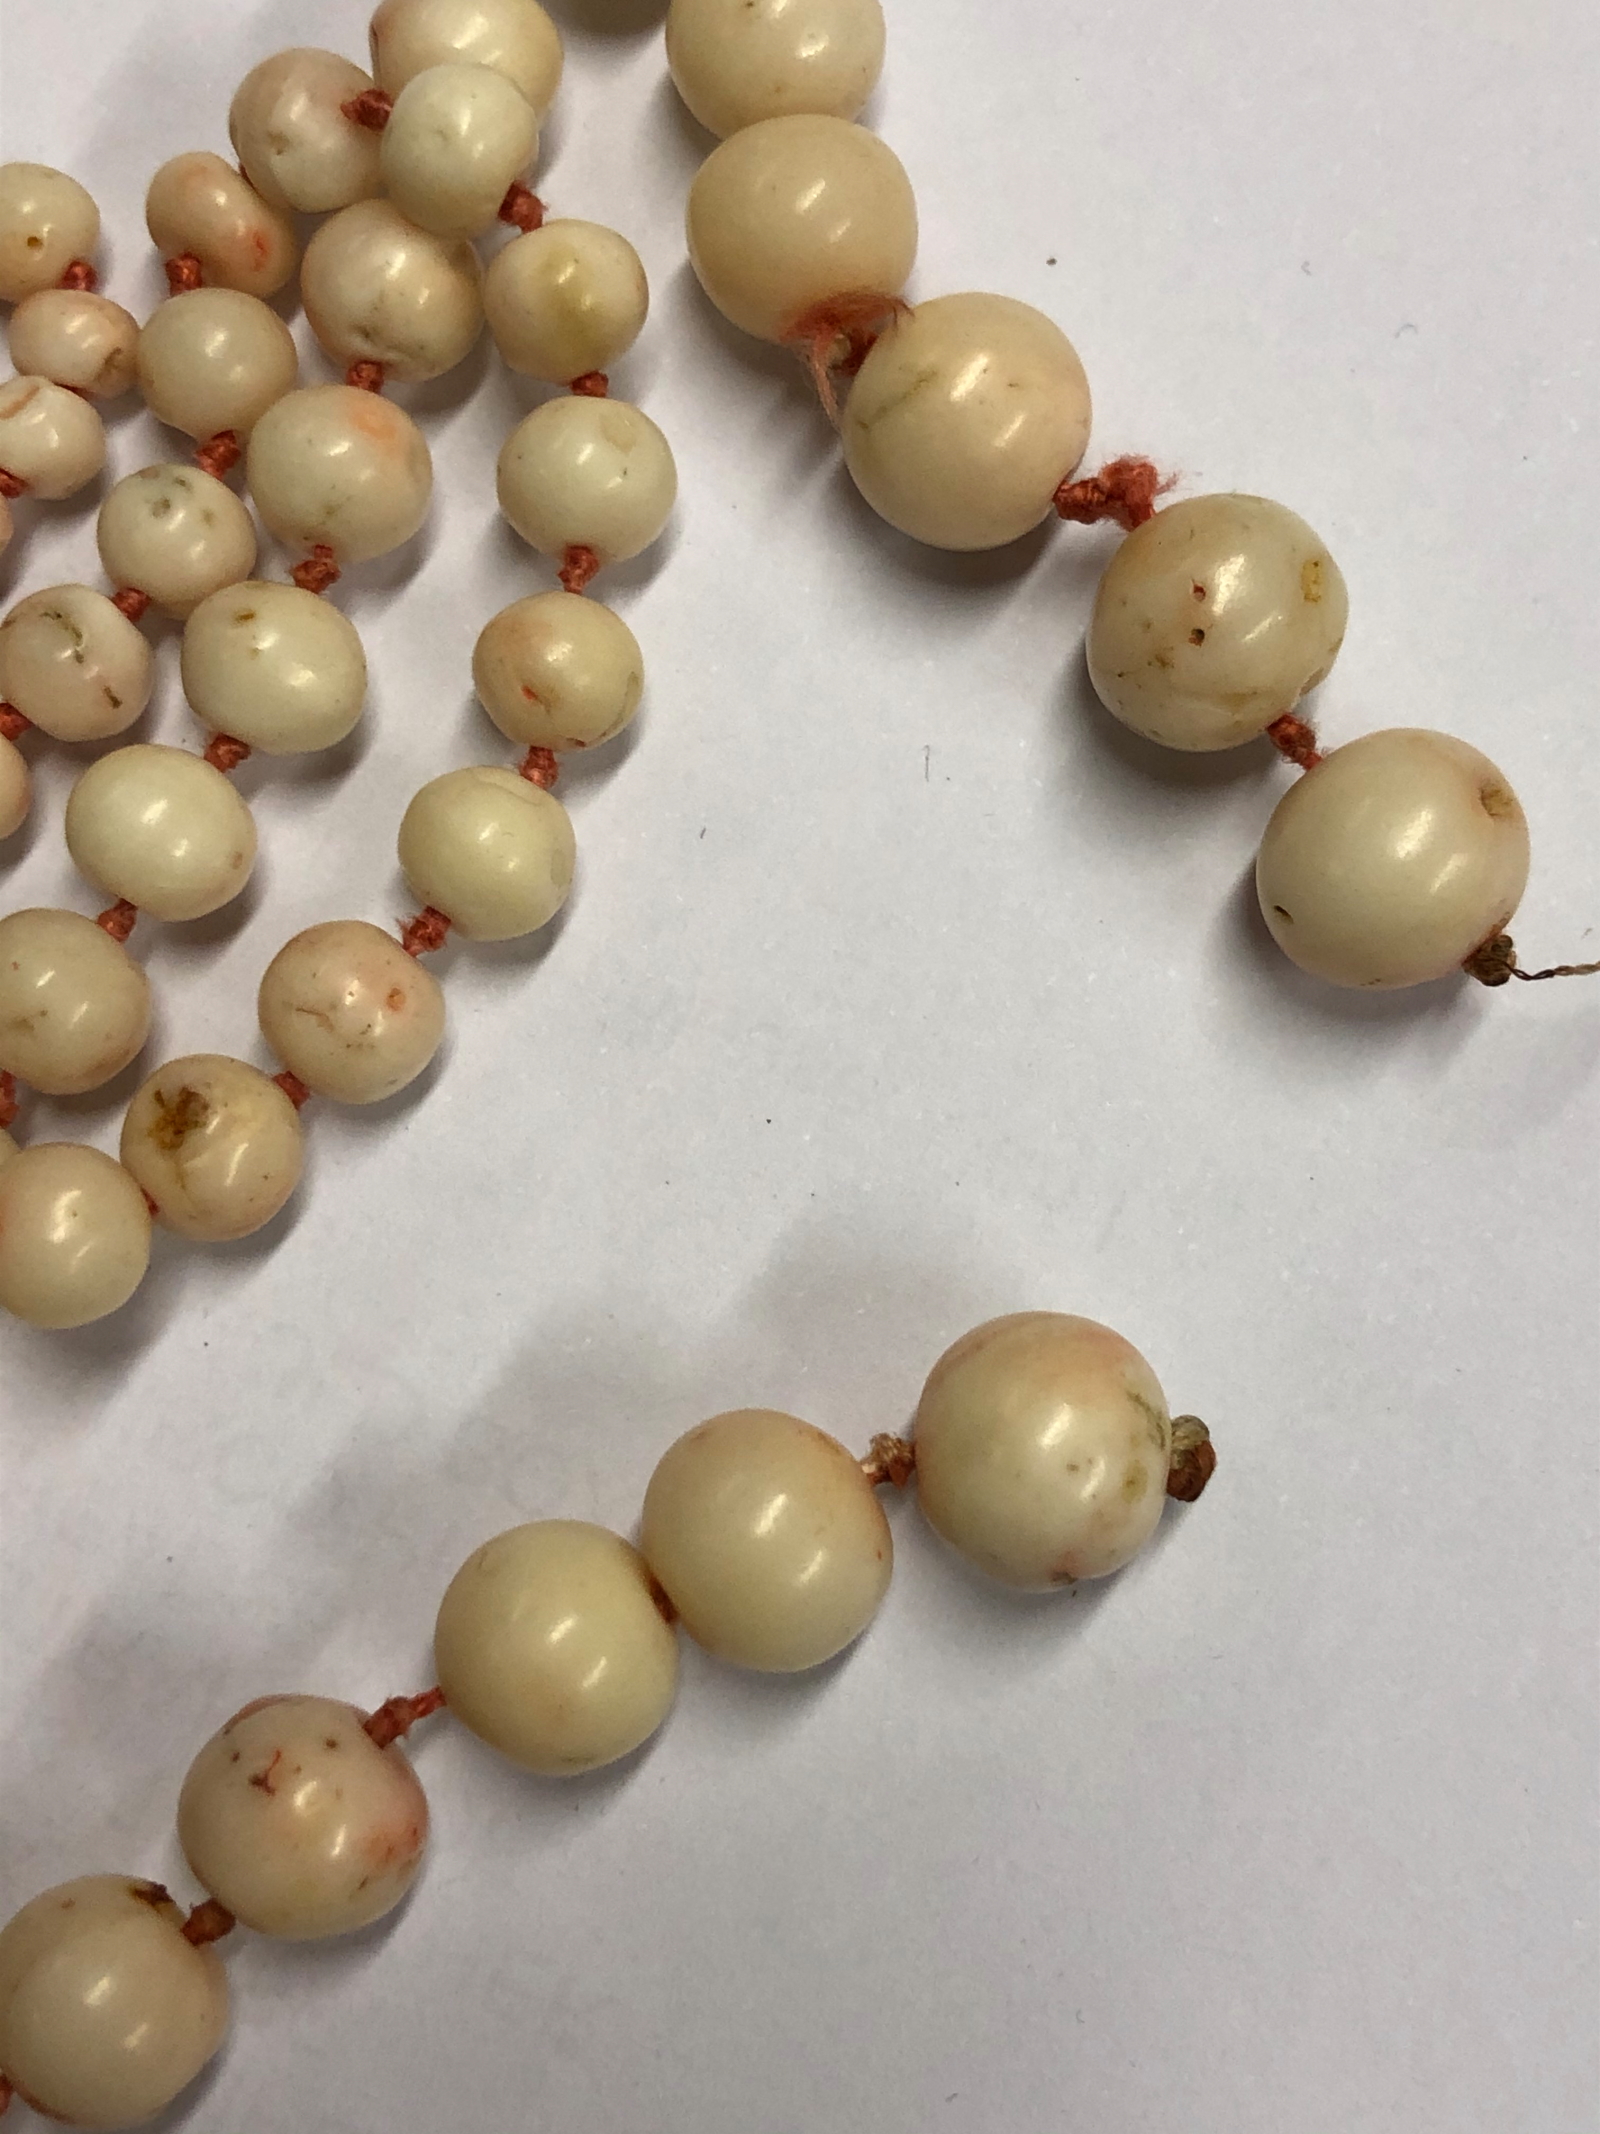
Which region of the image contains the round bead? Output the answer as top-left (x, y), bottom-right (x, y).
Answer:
top-left (842, 293), bottom-right (1091, 551)
top-left (484, 220), bottom-right (648, 384)
top-left (1255, 728), bottom-right (1532, 989)
top-left (182, 582), bottom-right (366, 755)
top-left (0, 1144), bottom-right (151, 1329)
top-left (302, 199), bottom-right (483, 384)
top-left (8, 289), bottom-right (138, 400)
top-left (258, 920), bottom-right (445, 1104)
top-left (380, 62), bottom-right (539, 240)
top-left (146, 151), bottom-right (299, 299)
top-left (97, 465), bottom-right (258, 619)
top-left (120, 1055), bottom-right (303, 1242)
top-left (640, 1409), bottom-right (892, 1672)
top-left (497, 397), bottom-right (676, 569)
top-left (1088, 495), bottom-right (1350, 751)
top-left (0, 164), bottom-right (98, 303)
top-left (0, 1876), bottom-right (227, 2127)
top-left (65, 744), bottom-right (257, 922)
top-left (229, 48), bottom-right (384, 215)
top-left (398, 767), bottom-right (575, 941)
top-left (473, 591), bottom-right (643, 751)
top-left (0, 584), bottom-right (153, 742)
top-left (914, 1313), bottom-right (1173, 1590)
top-left (370, 0), bottom-right (564, 115)
top-left (667, 0), bottom-right (886, 138)
top-left (435, 1522), bottom-right (679, 1774)
top-left (178, 1696), bottom-right (428, 1940)
top-left (137, 289), bottom-right (298, 444)
top-left (0, 732), bottom-right (27, 839)
top-left (0, 907), bottom-right (150, 1096)
top-left (0, 375), bottom-right (104, 499)
top-left (685, 115), bottom-right (916, 342)
top-left (247, 384), bottom-right (433, 566)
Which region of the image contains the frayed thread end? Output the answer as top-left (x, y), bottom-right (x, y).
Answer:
top-left (195, 430), bottom-right (241, 479)
top-left (401, 907), bottom-right (452, 958)
top-left (292, 545), bottom-right (341, 596)
top-left (365, 1688), bottom-right (446, 1749)
top-left (783, 291), bottom-right (909, 423)
top-left (1265, 712), bottom-right (1323, 771)
top-left (559, 543), bottom-right (601, 595)
top-left (1055, 456), bottom-right (1172, 532)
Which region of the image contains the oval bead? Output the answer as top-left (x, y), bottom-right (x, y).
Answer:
top-left (398, 766), bottom-right (575, 941)
top-left (0, 375), bottom-right (105, 499)
top-left (473, 591), bottom-right (643, 751)
top-left (0, 583), bottom-right (153, 742)
top-left (666, 0), bottom-right (886, 138)
top-left (65, 744), bottom-right (257, 922)
top-left (137, 289), bottom-right (299, 444)
top-left (302, 199), bottom-right (483, 384)
top-left (8, 289), bottom-right (138, 400)
top-left (146, 150), bottom-right (300, 298)
top-left (258, 920), bottom-right (445, 1104)
top-left (0, 163), bottom-right (98, 303)
top-left (497, 397), bottom-right (676, 569)
top-left (247, 384), bottom-right (433, 566)
top-left (182, 581), bottom-right (367, 755)
top-left (380, 62), bottom-right (539, 240)
top-left (483, 220), bottom-right (648, 384)
top-left (0, 907), bottom-right (150, 1096)
top-left (370, 0), bottom-right (564, 115)
top-left (0, 1143), bottom-right (151, 1329)
top-left (229, 48), bottom-right (384, 214)
top-left (97, 465), bottom-right (258, 619)
top-left (120, 1054), bottom-right (304, 1242)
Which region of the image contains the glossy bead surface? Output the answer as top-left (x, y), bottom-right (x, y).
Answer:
top-left (686, 115), bottom-right (915, 342)
top-left (667, 0), bottom-right (886, 137)
top-left (1256, 728), bottom-right (1532, 988)
top-left (0, 375), bottom-right (104, 499)
top-left (302, 199), bottom-right (483, 384)
top-left (247, 385), bottom-right (432, 566)
top-left (473, 591), bottom-right (642, 750)
top-left (398, 766), bottom-right (574, 940)
top-left (120, 1054), bottom-right (303, 1242)
top-left (381, 63), bottom-right (539, 240)
top-left (370, 0), bottom-right (564, 115)
top-left (137, 289), bottom-right (298, 444)
top-left (914, 1313), bottom-right (1173, 1590)
top-left (0, 1143), bottom-right (151, 1328)
top-left (0, 907), bottom-right (150, 1096)
top-left (230, 48), bottom-right (384, 214)
top-left (182, 581), bottom-right (366, 755)
top-left (641, 1409), bottom-right (892, 1671)
top-left (0, 732), bottom-right (27, 839)
top-left (436, 1521), bottom-right (679, 1774)
top-left (497, 397), bottom-right (676, 569)
top-left (258, 919), bottom-right (445, 1103)
top-left (0, 164), bottom-right (98, 303)
top-left (146, 151), bottom-right (299, 298)
top-left (178, 1696), bottom-right (428, 1940)
top-left (8, 289), bottom-right (138, 400)
top-left (0, 583), bottom-right (153, 742)
top-left (97, 465), bottom-right (258, 619)
top-left (843, 293), bottom-right (1091, 551)
top-left (0, 1876), bottom-right (227, 2128)
top-left (484, 220), bottom-right (648, 383)
top-left (66, 744), bottom-right (257, 922)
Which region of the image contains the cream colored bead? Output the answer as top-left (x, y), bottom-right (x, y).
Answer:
top-left (842, 293), bottom-right (1091, 551)
top-left (667, 0), bottom-right (886, 137)
top-left (0, 490), bottom-right (10, 558)
top-left (178, 1696), bottom-right (428, 1940)
top-left (436, 1522), bottom-right (679, 1774)
top-left (8, 290), bottom-right (138, 400)
top-left (473, 592), bottom-right (643, 751)
top-left (0, 375), bottom-right (104, 499)
top-left (0, 164), bottom-right (98, 303)
top-left (145, 151), bottom-right (299, 299)
top-left (247, 385), bottom-right (433, 566)
top-left (97, 465), bottom-right (258, 619)
top-left (398, 767), bottom-right (574, 941)
top-left (137, 289), bottom-right (299, 444)
top-left (182, 582), bottom-right (366, 755)
top-left (381, 62), bottom-right (539, 240)
top-left (0, 1876), bottom-right (227, 2128)
top-left (0, 732), bottom-right (27, 839)
top-left (0, 1143), bottom-right (151, 1328)
top-left (914, 1313), bottom-right (1173, 1590)
top-left (0, 584), bottom-right (153, 742)
top-left (641, 1409), bottom-right (892, 1672)
top-left (686, 115), bottom-right (916, 342)
top-left (371, 0), bottom-right (564, 115)
top-left (259, 920), bottom-right (445, 1103)
top-left (120, 1055), bottom-right (303, 1242)
top-left (229, 49), bottom-right (384, 215)
top-left (497, 398), bottom-right (676, 570)
top-left (0, 907), bottom-right (150, 1096)
top-left (484, 221), bottom-right (648, 384)
top-left (1088, 495), bottom-right (1350, 751)
top-left (302, 200), bottom-right (483, 384)
top-left (1256, 728), bottom-right (1532, 988)
top-left (66, 744), bottom-right (257, 923)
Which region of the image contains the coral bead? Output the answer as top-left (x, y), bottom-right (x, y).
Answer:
top-left (302, 200), bottom-right (483, 384)
top-left (843, 293), bottom-right (1091, 551)
top-left (398, 766), bottom-right (575, 941)
top-left (370, 0), bottom-right (564, 116)
top-left (0, 1143), bottom-right (151, 1329)
top-left (0, 584), bottom-right (153, 742)
top-left (0, 1876), bottom-right (228, 2128)
top-left (380, 62), bottom-right (539, 240)
top-left (8, 289), bottom-right (138, 400)
top-left (66, 744), bottom-right (257, 922)
top-left (667, 0), bottom-right (886, 138)
top-left (686, 114), bottom-right (916, 342)
top-left (247, 385), bottom-right (433, 566)
top-left (0, 376), bottom-right (104, 499)
top-left (97, 465), bottom-right (258, 619)
top-left (473, 591), bottom-right (643, 751)
top-left (178, 1696), bottom-right (429, 1940)
top-left (258, 920), bottom-right (445, 1104)
top-left (0, 164), bottom-right (98, 303)
top-left (914, 1313), bottom-right (1174, 1590)
top-left (1255, 728), bottom-right (1532, 988)
top-left (436, 1522), bottom-right (679, 1774)
top-left (497, 397), bottom-right (676, 569)
top-left (229, 49), bottom-right (384, 215)
top-left (182, 582), bottom-right (367, 755)
top-left (641, 1410), bottom-right (892, 1672)
top-left (120, 1054), bottom-right (304, 1242)
top-left (0, 732), bottom-right (27, 839)
top-left (0, 907), bottom-right (150, 1096)
top-left (145, 151), bottom-right (299, 299)
top-left (484, 220), bottom-right (648, 384)
top-left (137, 289), bottom-right (298, 445)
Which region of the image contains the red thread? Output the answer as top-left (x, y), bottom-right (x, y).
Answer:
top-left (519, 745), bottom-right (560, 789)
top-left (0, 1071), bottom-right (18, 1133)
top-left (57, 258), bottom-right (98, 291)
top-left (0, 704), bottom-right (29, 742)
top-left (292, 544), bottom-right (341, 595)
top-left (204, 732), bottom-right (252, 773)
top-left (140, 1187), bottom-right (160, 1218)
top-left (165, 252), bottom-right (205, 295)
top-left (783, 291), bottom-right (909, 421)
top-left (96, 900), bottom-right (139, 943)
top-left (112, 587), bottom-right (151, 623)
top-left (342, 87), bottom-right (394, 129)
top-left (364, 1688), bottom-right (446, 1750)
top-left (273, 1070), bottom-right (312, 1109)
top-left (347, 358), bottom-right (386, 393)
top-left (401, 907), bottom-right (452, 957)
top-left (1265, 713), bottom-right (1323, 771)
top-left (195, 429), bottom-right (241, 479)
top-left (559, 543), bottom-right (601, 595)
top-left (1055, 456), bottom-right (1171, 532)
top-left (569, 371), bottom-right (609, 397)
top-left (181, 1901), bottom-right (236, 1948)
top-left (499, 181), bottom-right (545, 232)
top-left (0, 469), bottom-right (25, 499)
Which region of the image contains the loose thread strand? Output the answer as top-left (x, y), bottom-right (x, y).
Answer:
top-left (365, 1688), bottom-right (446, 1750)
top-left (1463, 932), bottom-right (1600, 988)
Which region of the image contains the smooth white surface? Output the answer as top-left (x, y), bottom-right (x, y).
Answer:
top-left (0, 3), bottom-right (1595, 2132)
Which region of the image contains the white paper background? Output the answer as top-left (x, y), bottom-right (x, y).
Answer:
top-left (1, 1), bottom-right (1597, 2127)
